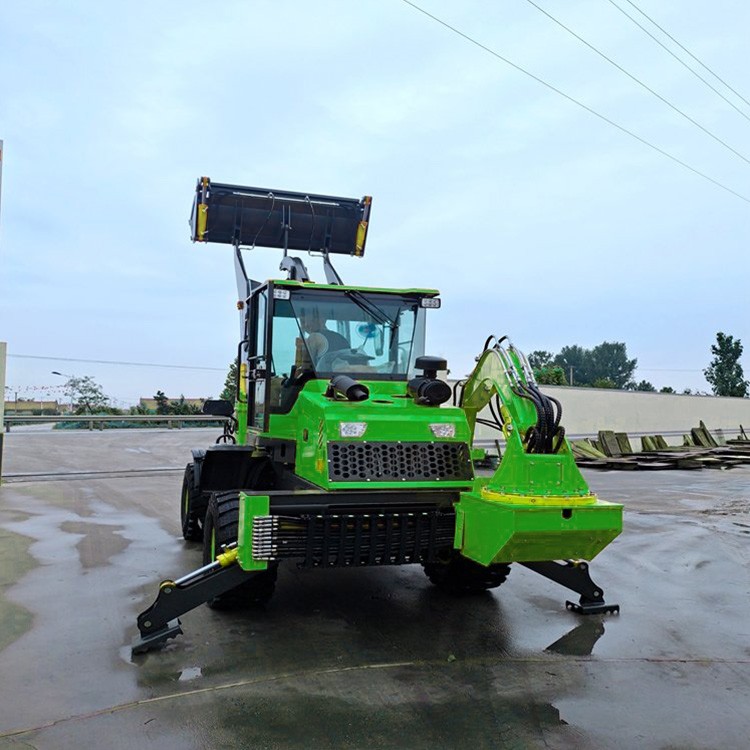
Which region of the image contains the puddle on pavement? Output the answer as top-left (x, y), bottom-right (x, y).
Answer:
top-left (178, 666), bottom-right (202, 681)
top-left (0, 489), bottom-right (186, 730)
top-left (169, 669), bottom-right (587, 750)
top-left (0, 526), bottom-right (36, 653)
top-left (60, 520), bottom-right (130, 568)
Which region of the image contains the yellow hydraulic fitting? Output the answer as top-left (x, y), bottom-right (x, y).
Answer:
top-left (216, 546), bottom-right (239, 567)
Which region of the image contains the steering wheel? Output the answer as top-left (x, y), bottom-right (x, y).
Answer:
top-left (317, 348), bottom-right (374, 371)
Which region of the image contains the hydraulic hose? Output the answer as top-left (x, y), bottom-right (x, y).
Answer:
top-left (528, 383), bottom-right (555, 451)
top-left (548, 394), bottom-right (564, 434)
top-left (514, 384), bottom-right (546, 452)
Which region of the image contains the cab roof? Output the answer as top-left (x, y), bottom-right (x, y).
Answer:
top-left (272, 279), bottom-right (440, 296)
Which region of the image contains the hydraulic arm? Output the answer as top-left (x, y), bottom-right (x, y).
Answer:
top-left (453, 336), bottom-right (622, 611)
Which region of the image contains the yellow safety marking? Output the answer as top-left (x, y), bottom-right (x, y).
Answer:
top-left (317, 419), bottom-right (325, 448)
top-left (355, 221), bottom-right (367, 255)
top-left (239, 363), bottom-right (248, 398)
top-left (196, 203), bottom-right (208, 240)
top-left (479, 487), bottom-right (597, 506)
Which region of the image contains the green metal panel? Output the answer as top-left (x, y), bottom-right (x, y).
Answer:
top-left (235, 398), bottom-right (248, 446)
top-left (485, 438), bottom-right (590, 497)
top-left (456, 490), bottom-right (623, 565)
top-left (237, 492), bottom-right (269, 571)
top-left (265, 379), bottom-right (473, 490)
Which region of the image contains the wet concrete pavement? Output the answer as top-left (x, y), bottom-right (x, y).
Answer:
top-left (0, 429), bottom-right (748, 749)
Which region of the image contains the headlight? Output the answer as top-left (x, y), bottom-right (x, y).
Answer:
top-left (429, 423), bottom-right (456, 438)
top-left (420, 297), bottom-right (441, 308)
top-left (339, 422), bottom-right (367, 438)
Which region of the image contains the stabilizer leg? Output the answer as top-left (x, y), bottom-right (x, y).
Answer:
top-left (132, 560), bottom-right (256, 655)
top-left (521, 560), bottom-right (619, 615)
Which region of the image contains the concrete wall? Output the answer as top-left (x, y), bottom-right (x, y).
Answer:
top-left (453, 381), bottom-right (750, 445)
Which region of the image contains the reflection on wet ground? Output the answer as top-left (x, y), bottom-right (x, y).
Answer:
top-left (1, 430), bottom-right (749, 749)
top-left (545, 619), bottom-right (606, 657)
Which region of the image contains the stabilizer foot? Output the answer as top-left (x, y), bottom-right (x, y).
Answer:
top-left (132, 560), bottom-right (257, 654)
top-left (131, 619), bottom-right (183, 655)
top-left (521, 560), bottom-right (620, 615)
top-left (566, 600), bottom-right (620, 615)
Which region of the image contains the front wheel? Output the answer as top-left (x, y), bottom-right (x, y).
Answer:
top-left (180, 463), bottom-right (204, 541)
top-left (423, 552), bottom-right (511, 595)
top-left (202, 492), bottom-right (277, 609)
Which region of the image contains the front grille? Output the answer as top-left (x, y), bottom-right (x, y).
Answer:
top-left (252, 511), bottom-right (455, 567)
top-left (327, 441), bottom-right (473, 482)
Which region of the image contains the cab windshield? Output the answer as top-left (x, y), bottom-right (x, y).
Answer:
top-left (269, 288), bottom-right (427, 411)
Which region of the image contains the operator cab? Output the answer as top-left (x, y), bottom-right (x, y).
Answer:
top-left (189, 178), bottom-right (442, 431)
top-left (245, 282), bottom-right (438, 429)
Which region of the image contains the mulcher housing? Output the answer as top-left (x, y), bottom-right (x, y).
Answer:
top-left (132, 179), bottom-right (622, 654)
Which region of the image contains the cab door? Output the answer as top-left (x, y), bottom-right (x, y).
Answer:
top-left (247, 286), bottom-right (269, 431)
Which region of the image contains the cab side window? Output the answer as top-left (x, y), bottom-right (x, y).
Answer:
top-left (268, 299), bottom-right (307, 414)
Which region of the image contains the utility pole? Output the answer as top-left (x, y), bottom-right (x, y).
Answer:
top-left (52, 371), bottom-right (75, 412)
top-left (0, 142), bottom-right (5, 483)
top-left (0, 342), bottom-right (6, 485)
top-left (0, 139), bottom-right (4, 224)
top-left (569, 366), bottom-right (574, 386)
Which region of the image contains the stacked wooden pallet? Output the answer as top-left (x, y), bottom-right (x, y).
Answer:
top-left (571, 422), bottom-right (750, 471)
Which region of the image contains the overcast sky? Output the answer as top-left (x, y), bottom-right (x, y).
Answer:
top-left (1, 0), bottom-right (749, 406)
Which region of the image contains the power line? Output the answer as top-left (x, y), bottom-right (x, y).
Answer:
top-left (8, 354), bottom-right (225, 372)
top-left (399, 1), bottom-right (750, 205)
top-left (637, 367), bottom-right (704, 373)
top-left (523, 0), bottom-right (750, 163)
top-left (612, 0), bottom-right (750, 113)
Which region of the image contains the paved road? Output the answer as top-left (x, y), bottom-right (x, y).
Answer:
top-left (0, 430), bottom-right (748, 749)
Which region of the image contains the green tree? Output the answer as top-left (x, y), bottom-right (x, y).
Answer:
top-left (590, 342), bottom-right (637, 388)
top-left (152, 391), bottom-right (203, 415)
top-left (534, 365), bottom-right (568, 385)
top-left (703, 332), bottom-right (748, 397)
top-left (169, 395), bottom-right (202, 415)
top-left (553, 345), bottom-right (591, 386)
top-left (528, 350), bottom-right (554, 370)
top-left (591, 377), bottom-right (616, 389)
top-left (220, 358), bottom-right (238, 402)
top-left (628, 379), bottom-right (656, 392)
top-left (153, 390), bottom-right (170, 414)
top-left (660, 386), bottom-right (675, 394)
top-left (553, 342), bottom-right (636, 388)
top-left (65, 376), bottom-right (112, 414)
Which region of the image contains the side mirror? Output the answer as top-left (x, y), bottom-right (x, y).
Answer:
top-left (202, 399), bottom-right (234, 417)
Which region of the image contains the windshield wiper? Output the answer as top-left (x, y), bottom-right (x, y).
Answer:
top-left (345, 291), bottom-right (400, 330)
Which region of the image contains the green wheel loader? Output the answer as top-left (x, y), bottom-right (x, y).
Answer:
top-left (132, 178), bottom-right (622, 654)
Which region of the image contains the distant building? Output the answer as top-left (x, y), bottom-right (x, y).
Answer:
top-left (3, 400), bottom-right (66, 414)
top-left (138, 397), bottom-right (205, 412)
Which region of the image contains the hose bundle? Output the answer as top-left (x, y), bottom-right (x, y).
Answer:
top-left (515, 383), bottom-right (565, 454)
top-left (459, 335), bottom-right (566, 454)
